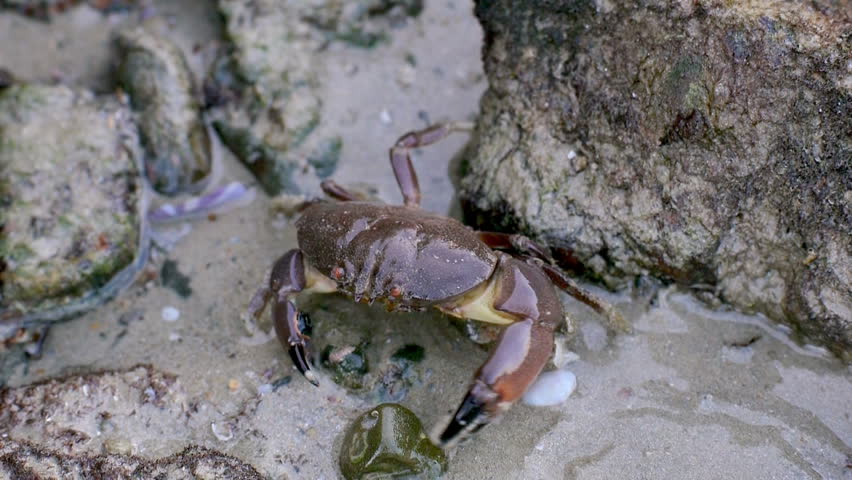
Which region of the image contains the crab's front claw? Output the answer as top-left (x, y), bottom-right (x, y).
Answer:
top-left (288, 342), bottom-right (319, 386)
top-left (273, 299), bottom-right (320, 387)
top-left (439, 318), bottom-right (555, 447)
top-left (439, 381), bottom-right (498, 446)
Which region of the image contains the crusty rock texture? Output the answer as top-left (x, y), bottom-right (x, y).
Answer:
top-left (0, 441), bottom-right (264, 479)
top-left (460, 0), bottom-right (851, 359)
top-left (0, 365), bottom-right (264, 479)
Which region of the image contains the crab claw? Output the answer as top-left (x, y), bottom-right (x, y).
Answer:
top-left (439, 381), bottom-right (497, 446)
top-left (273, 291), bottom-right (320, 387)
top-left (288, 343), bottom-right (319, 386)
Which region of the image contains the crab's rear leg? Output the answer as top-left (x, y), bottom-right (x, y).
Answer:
top-left (476, 231), bottom-right (554, 264)
top-left (320, 179), bottom-right (359, 201)
top-left (538, 262), bottom-right (631, 334)
top-left (390, 122), bottom-right (473, 207)
top-left (248, 249), bottom-right (337, 386)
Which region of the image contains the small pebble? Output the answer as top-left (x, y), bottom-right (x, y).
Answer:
top-left (257, 383), bottom-right (273, 395)
top-left (143, 387), bottom-right (157, 403)
top-left (161, 306), bottom-right (180, 322)
top-left (396, 64), bottom-right (416, 88)
top-left (211, 422), bottom-right (233, 442)
top-left (228, 379), bottom-right (240, 391)
top-left (379, 108), bottom-right (393, 125)
top-left (522, 370), bottom-right (577, 407)
top-left (104, 437), bottom-right (133, 455)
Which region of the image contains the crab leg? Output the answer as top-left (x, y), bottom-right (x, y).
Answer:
top-left (271, 250), bottom-right (319, 385)
top-left (476, 231), bottom-right (554, 264)
top-left (320, 179), bottom-right (359, 202)
top-left (390, 122), bottom-right (473, 207)
top-left (248, 249), bottom-right (338, 386)
top-left (539, 262), bottom-right (631, 333)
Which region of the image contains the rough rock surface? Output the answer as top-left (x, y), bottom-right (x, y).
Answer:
top-left (0, 441), bottom-right (263, 479)
top-left (0, 84), bottom-right (146, 328)
top-left (209, 0), bottom-right (421, 195)
top-left (116, 22), bottom-right (212, 196)
top-left (0, 365), bottom-right (264, 478)
top-left (460, 0), bottom-right (852, 359)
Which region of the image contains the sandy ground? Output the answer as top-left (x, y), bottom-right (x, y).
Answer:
top-left (1, 1), bottom-right (850, 479)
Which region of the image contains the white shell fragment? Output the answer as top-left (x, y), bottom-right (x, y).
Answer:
top-left (522, 370), bottom-right (577, 407)
top-left (161, 306), bottom-right (180, 322)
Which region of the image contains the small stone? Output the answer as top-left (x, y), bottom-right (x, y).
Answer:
top-left (379, 109), bottom-right (393, 125)
top-left (161, 306), bottom-right (180, 322)
top-left (211, 422), bottom-right (233, 442)
top-left (396, 64), bottom-right (416, 88)
top-left (339, 404), bottom-right (445, 480)
top-left (116, 24), bottom-right (211, 195)
top-left (103, 437), bottom-right (133, 455)
top-left (228, 379), bottom-right (240, 391)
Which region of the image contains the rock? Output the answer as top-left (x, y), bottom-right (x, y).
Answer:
top-left (0, 84), bottom-right (147, 330)
top-left (460, 0), bottom-right (852, 360)
top-left (0, 441), bottom-right (264, 479)
top-left (0, 0), bottom-right (137, 20)
top-left (339, 403), bottom-right (445, 480)
top-left (116, 23), bottom-right (212, 196)
top-left (0, 365), bottom-right (189, 454)
top-left (208, 0), bottom-right (421, 195)
top-left (207, 0), bottom-right (329, 196)
top-left (0, 67), bottom-right (13, 89)
top-left (0, 364), bottom-right (263, 475)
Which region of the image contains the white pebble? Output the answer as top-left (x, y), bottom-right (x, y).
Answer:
top-left (379, 108), bottom-right (393, 125)
top-left (161, 306), bottom-right (180, 322)
top-left (522, 370), bottom-right (577, 407)
top-left (211, 422), bottom-right (233, 442)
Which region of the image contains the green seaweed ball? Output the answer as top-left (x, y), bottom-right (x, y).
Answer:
top-left (340, 403), bottom-right (446, 479)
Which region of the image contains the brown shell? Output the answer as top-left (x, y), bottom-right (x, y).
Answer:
top-left (296, 202), bottom-right (497, 308)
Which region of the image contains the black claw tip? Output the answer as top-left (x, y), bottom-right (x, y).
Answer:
top-left (289, 344), bottom-right (319, 386)
top-left (439, 394), bottom-right (488, 446)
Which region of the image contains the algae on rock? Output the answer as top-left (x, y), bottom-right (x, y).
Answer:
top-left (460, 0), bottom-right (852, 359)
top-left (339, 403), bottom-right (445, 480)
top-left (116, 23), bottom-right (212, 196)
top-left (209, 0), bottom-right (422, 195)
top-left (0, 84), bottom-right (146, 328)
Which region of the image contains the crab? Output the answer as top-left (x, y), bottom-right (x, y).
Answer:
top-left (247, 122), bottom-right (631, 446)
